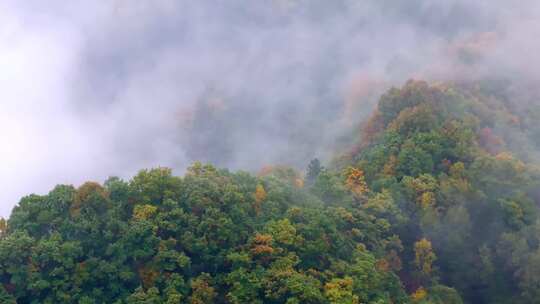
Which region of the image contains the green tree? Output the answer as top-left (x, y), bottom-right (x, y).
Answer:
top-left (306, 158), bottom-right (323, 187)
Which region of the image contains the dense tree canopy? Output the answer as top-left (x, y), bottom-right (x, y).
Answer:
top-left (1, 80), bottom-right (539, 303)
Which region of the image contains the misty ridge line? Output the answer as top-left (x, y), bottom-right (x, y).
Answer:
top-left (1, 0), bottom-right (540, 217)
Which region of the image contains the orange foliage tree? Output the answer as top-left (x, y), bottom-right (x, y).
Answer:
top-left (344, 167), bottom-right (369, 199)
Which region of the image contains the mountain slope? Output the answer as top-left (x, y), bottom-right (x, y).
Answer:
top-left (1, 80), bottom-right (539, 303)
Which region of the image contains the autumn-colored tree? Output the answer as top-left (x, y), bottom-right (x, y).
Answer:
top-left (478, 127), bottom-right (504, 154)
top-left (0, 218), bottom-right (6, 237)
top-left (403, 174), bottom-right (438, 210)
top-left (250, 233), bottom-right (274, 259)
top-left (324, 277), bottom-right (359, 304)
top-left (344, 167), bottom-right (369, 199)
top-left (254, 184), bottom-right (267, 215)
top-left (189, 273), bottom-right (216, 304)
top-left (70, 181), bottom-right (110, 217)
top-left (294, 178), bottom-right (304, 188)
top-left (133, 204), bottom-right (158, 221)
top-left (411, 286), bottom-right (427, 302)
top-left (138, 265), bottom-right (160, 289)
top-left (414, 238), bottom-right (437, 278)
top-left (360, 109), bottom-right (385, 148)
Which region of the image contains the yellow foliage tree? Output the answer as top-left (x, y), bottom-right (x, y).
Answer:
top-left (324, 277), bottom-right (359, 304)
top-left (254, 184), bottom-right (267, 215)
top-left (0, 218), bottom-right (6, 237)
top-left (419, 192), bottom-right (436, 209)
top-left (189, 274), bottom-right (216, 304)
top-left (495, 152), bottom-right (514, 161)
top-left (403, 174), bottom-right (438, 210)
top-left (344, 167), bottom-right (369, 199)
top-left (411, 287), bottom-right (427, 302)
top-left (414, 238), bottom-right (437, 277)
top-left (133, 204), bottom-right (158, 221)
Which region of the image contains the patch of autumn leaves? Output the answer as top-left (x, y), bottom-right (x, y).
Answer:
top-left (133, 204), bottom-right (158, 221)
top-left (411, 286), bottom-right (428, 302)
top-left (414, 238), bottom-right (436, 277)
top-left (189, 274), bottom-right (217, 304)
top-left (70, 182), bottom-right (110, 217)
top-left (403, 174), bottom-right (438, 210)
top-left (250, 233), bottom-right (275, 263)
top-left (254, 184), bottom-right (267, 216)
top-left (344, 167), bottom-right (369, 199)
top-left (377, 249), bottom-right (403, 273)
top-left (294, 178), bottom-right (304, 188)
top-left (0, 218), bottom-right (6, 237)
top-left (138, 265), bottom-right (160, 289)
top-left (495, 152), bottom-right (526, 173)
top-left (324, 277), bottom-right (359, 304)
top-left (479, 127), bottom-right (504, 154)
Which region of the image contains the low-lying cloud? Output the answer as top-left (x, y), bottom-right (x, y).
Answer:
top-left (1, 0), bottom-right (539, 217)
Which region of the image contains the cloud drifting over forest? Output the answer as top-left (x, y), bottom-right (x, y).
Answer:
top-left (1, 0), bottom-right (539, 216)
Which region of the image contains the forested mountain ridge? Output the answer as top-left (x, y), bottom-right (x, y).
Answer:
top-left (1, 80), bottom-right (539, 303)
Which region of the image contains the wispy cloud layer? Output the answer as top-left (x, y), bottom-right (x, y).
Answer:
top-left (1, 0), bottom-right (539, 216)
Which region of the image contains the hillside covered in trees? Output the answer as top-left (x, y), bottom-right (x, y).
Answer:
top-left (1, 80), bottom-right (539, 303)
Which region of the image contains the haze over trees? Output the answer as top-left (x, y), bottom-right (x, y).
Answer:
top-left (5, 0), bottom-right (540, 218)
top-left (1, 80), bottom-right (539, 303)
